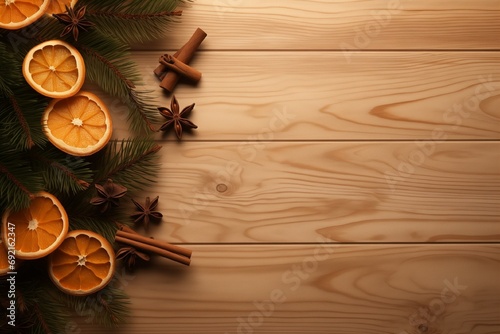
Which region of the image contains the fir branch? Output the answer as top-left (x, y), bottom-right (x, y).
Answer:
top-left (92, 139), bottom-right (162, 193)
top-left (32, 304), bottom-right (51, 334)
top-left (3, 16), bottom-right (62, 57)
top-left (93, 10), bottom-right (182, 20)
top-left (0, 149), bottom-right (43, 211)
top-left (76, 31), bottom-right (158, 133)
top-left (1, 263), bottom-right (71, 334)
top-left (33, 16), bottom-right (65, 42)
top-left (0, 40), bottom-right (47, 150)
top-left (0, 91), bottom-right (48, 150)
top-left (80, 43), bottom-right (136, 90)
top-left (8, 95), bottom-right (34, 148)
top-left (95, 287), bottom-right (130, 326)
top-left (69, 216), bottom-right (118, 244)
top-left (0, 40), bottom-right (18, 97)
top-left (29, 147), bottom-right (93, 197)
top-left (127, 89), bottom-right (159, 132)
top-left (61, 285), bottom-right (130, 328)
top-left (0, 163), bottom-right (33, 197)
top-left (76, 31), bottom-right (139, 95)
top-left (80, 0), bottom-right (186, 44)
top-left (32, 287), bottom-right (71, 334)
top-left (0, 85), bottom-right (49, 150)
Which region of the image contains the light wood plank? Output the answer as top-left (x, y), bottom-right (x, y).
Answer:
top-left (107, 51), bottom-right (500, 140)
top-left (136, 0), bottom-right (500, 51)
top-left (83, 244), bottom-right (500, 334)
top-left (140, 141), bottom-right (500, 243)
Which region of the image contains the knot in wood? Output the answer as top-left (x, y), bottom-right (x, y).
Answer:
top-left (418, 324), bottom-right (428, 332)
top-left (216, 184), bottom-right (228, 193)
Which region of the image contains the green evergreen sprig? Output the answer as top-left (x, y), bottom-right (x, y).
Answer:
top-left (0, 148), bottom-right (44, 212)
top-left (28, 288), bottom-right (71, 334)
top-left (0, 40), bottom-right (18, 97)
top-left (0, 260), bottom-right (131, 333)
top-left (0, 41), bottom-right (49, 150)
top-left (69, 216), bottom-right (118, 244)
top-left (60, 284), bottom-right (131, 328)
top-left (29, 147), bottom-right (93, 197)
top-left (76, 31), bottom-right (159, 133)
top-left (56, 138), bottom-right (163, 242)
top-left (0, 0), bottom-right (184, 331)
top-left (0, 261), bottom-right (71, 333)
top-left (92, 138), bottom-right (162, 192)
top-left (80, 0), bottom-right (186, 44)
top-left (0, 90), bottom-right (47, 151)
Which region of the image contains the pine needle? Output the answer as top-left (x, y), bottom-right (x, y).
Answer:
top-left (30, 289), bottom-right (71, 334)
top-left (0, 43), bottom-right (48, 150)
top-left (81, 0), bottom-right (186, 44)
top-left (0, 0), bottom-right (185, 331)
top-left (61, 285), bottom-right (131, 328)
top-left (92, 138), bottom-right (162, 192)
top-left (0, 263), bottom-right (72, 334)
top-left (29, 146), bottom-right (93, 197)
top-left (69, 216), bottom-right (118, 245)
top-left (0, 40), bottom-right (18, 97)
top-left (76, 31), bottom-right (159, 133)
top-left (0, 148), bottom-right (44, 211)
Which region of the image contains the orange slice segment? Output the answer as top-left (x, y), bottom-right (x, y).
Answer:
top-left (22, 40), bottom-right (85, 98)
top-left (0, 0), bottom-right (50, 30)
top-left (49, 230), bottom-right (115, 295)
top-left (45, 0), bottom-right (77, 14)
top-left (42, 91), bottom-right (113, 156)
top-left (1, 192), bottom-right (69, 260)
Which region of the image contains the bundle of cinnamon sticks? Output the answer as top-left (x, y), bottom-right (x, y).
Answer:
top-left (154, 28), bottom-right (207, 93)
top-left (115, 227), bottom-right (192, 266)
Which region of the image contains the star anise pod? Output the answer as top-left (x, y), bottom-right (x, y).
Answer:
top-left (90, 179), bottom-right (127, 213)
top-left (131, 196), bottom-right (163, 230)
top-left (158, 95), bottom-right (197, 139)
top-left (53, 5), bottom-right (94, 41)
top-left (116, 246), bottom-right (150, 272)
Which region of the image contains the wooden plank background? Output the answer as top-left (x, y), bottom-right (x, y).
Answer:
top-left (95, 0), bottom-right (500, 333)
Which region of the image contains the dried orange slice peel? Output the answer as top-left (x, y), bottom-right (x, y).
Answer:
top-left (49, 230), bottom-right (116, 295)
top-left (0, 0), bottom-right (50, 30)
top-left (1, 192), bottom-right (69, 260)
top-left (23, 40), bottom-right (86, 98)
top-left (42, 91), bottom-right (113, 156)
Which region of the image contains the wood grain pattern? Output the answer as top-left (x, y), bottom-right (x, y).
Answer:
top-left (84, 244), bottom-right (500, 334)
top-left (148, 141), bottom-right (500, 243)
top-left (93, 1), bottom-right (500, 332)
top-left (107, 51), bottom-right (500, 140)
top-left (135, 0), bottom-right (500, 51)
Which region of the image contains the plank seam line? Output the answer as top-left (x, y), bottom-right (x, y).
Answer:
top-left (154, 139), bottom-right (500, 143)
top-left (170, 242), bottom-right (500, 246)
top-left (133, 49), bottom-right (500, 53)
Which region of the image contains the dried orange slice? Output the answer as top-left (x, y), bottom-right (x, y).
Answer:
top-left (0, 0), bottom-right (50, 30)
top-left (1, 192), bottom-right (69, 260)
top-left (49, 230), bottom-right (115, 295)
top-left (42, 91), bottom-right (113, 156)
top-left (22, 40), bottom-right (85, 98)
top-left (45, 0), bottom-right (77, 14)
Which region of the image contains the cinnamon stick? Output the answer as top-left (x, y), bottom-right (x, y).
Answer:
top-left (154, 47), bottom-right (182, 79)
top-left (116, 223), bottom-right (136, 235)
top-left (116, 230), bottom-right (192, 259)
top-left (115, 235), bottom-right (191, 266)
top-left (159, 28), bottom-right (207, 92)
top-left (159, 54), bottom-right (202, 82)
